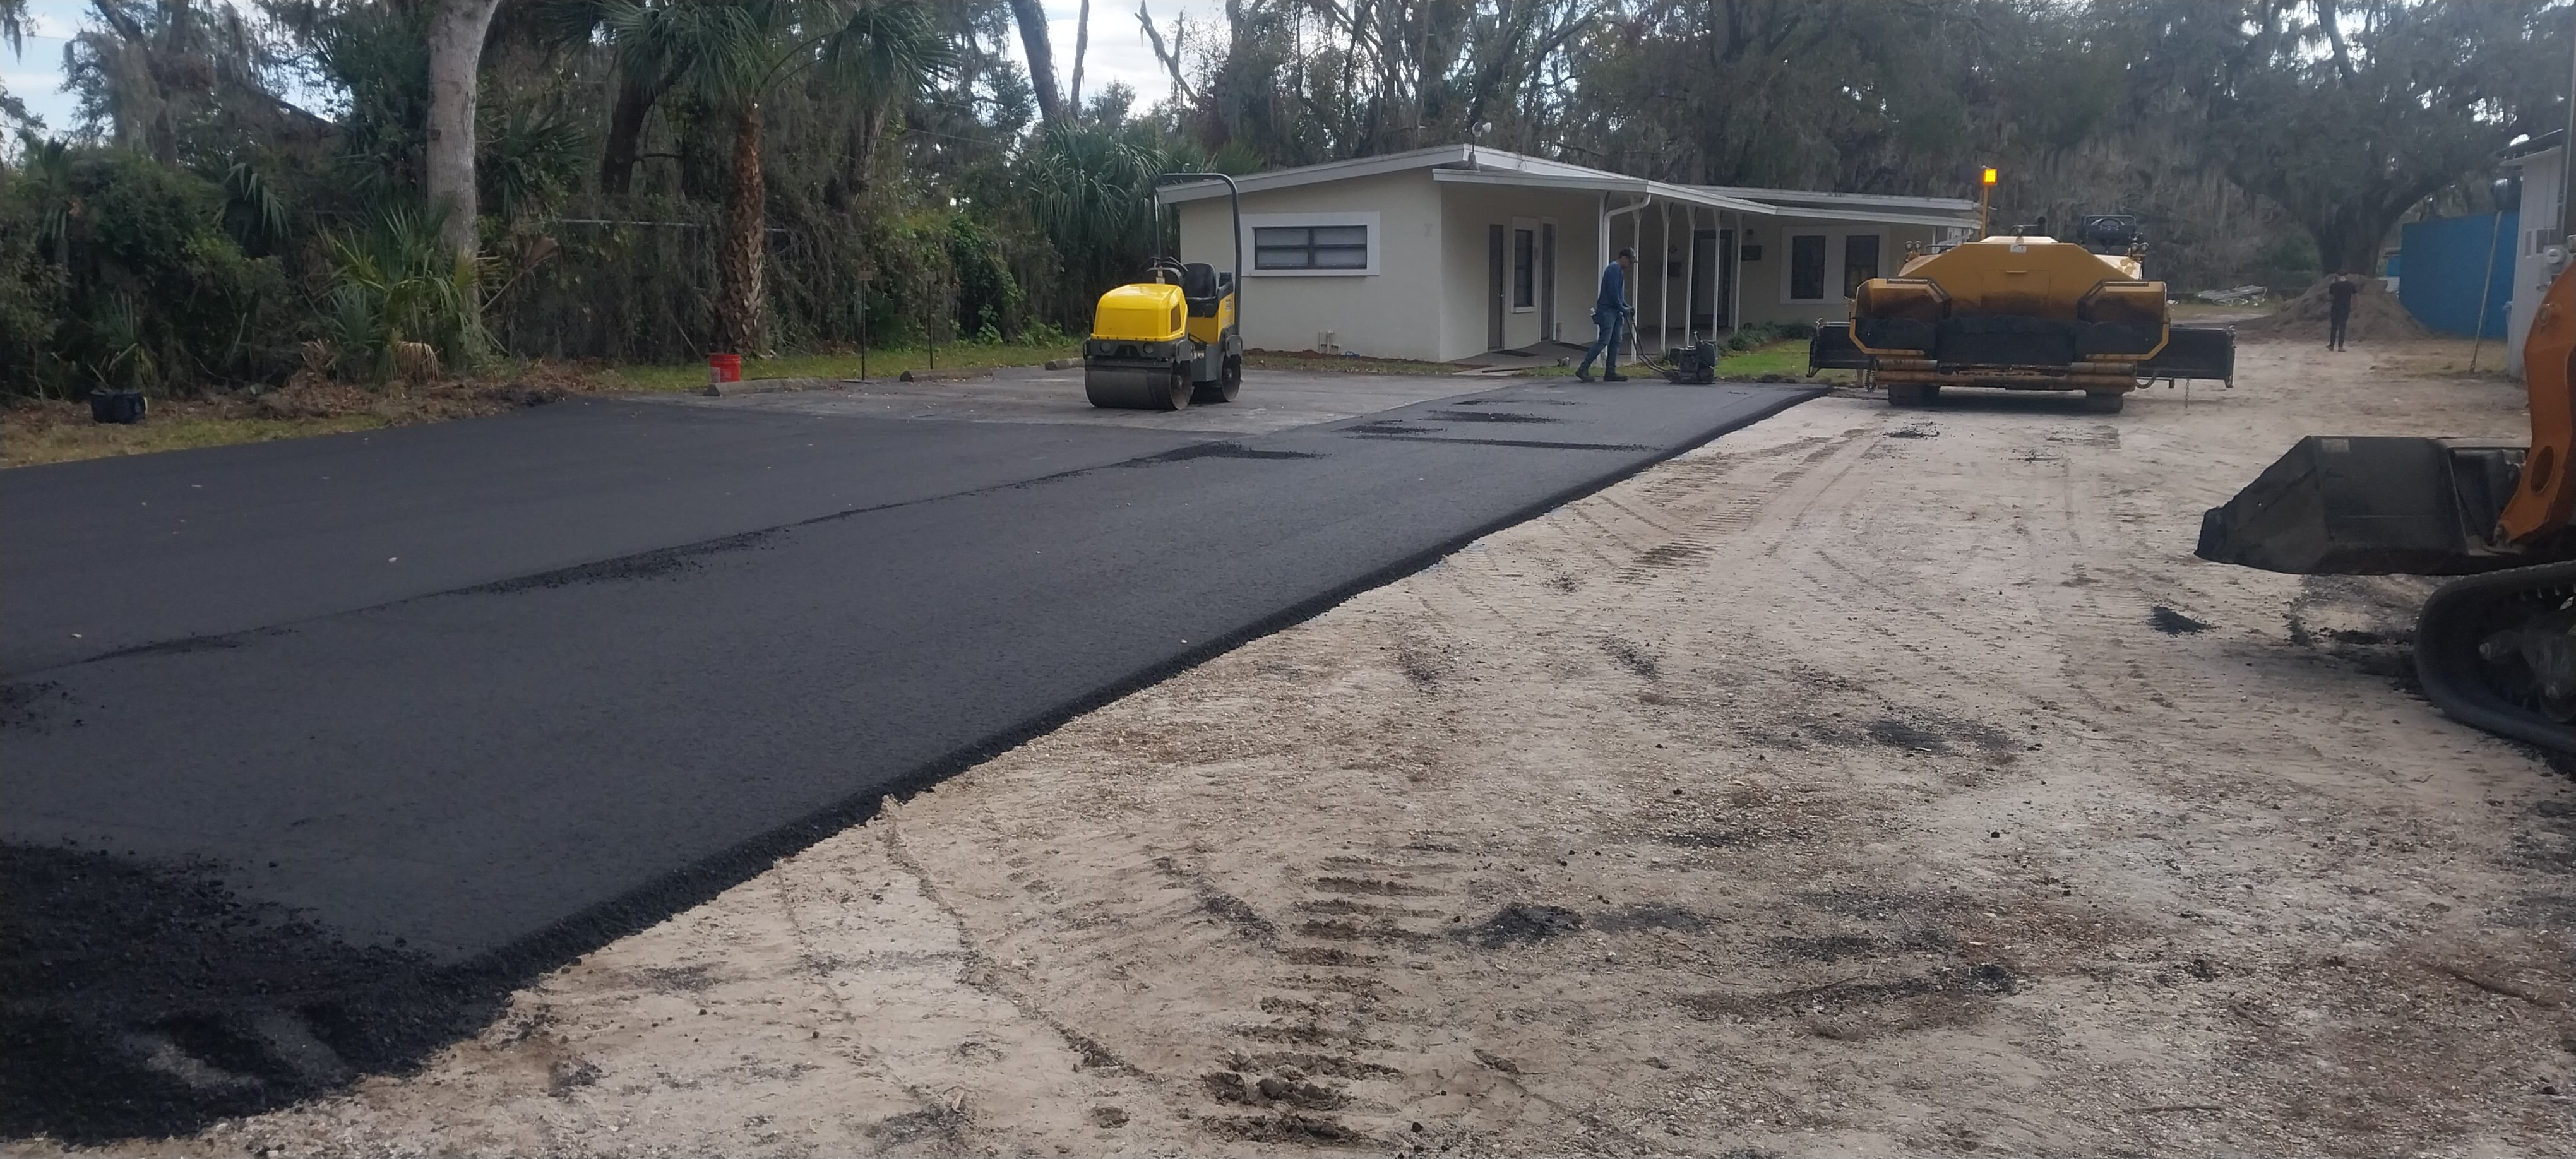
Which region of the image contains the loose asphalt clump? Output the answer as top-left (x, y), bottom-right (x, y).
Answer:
top-left (2152, 605), bottom-right (2214, 634)
top-left (1598, 635), bottom-right (1661, 679)
top-left (1806, 710), bottom-right (2015, 757)
top-left (0, 843), bottom-right (510, 1144)
top-left (1462, 903), bottom-right (1583, 948)
top-left (1130, 442), bottom-right (1325, 463)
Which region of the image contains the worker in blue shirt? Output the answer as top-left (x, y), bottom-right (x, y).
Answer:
top-left (1575, 247), bottom-right (1636, 383)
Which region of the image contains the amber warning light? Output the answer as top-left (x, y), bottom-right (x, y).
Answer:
top-left (1981, 167), bottom-right (1998, 186)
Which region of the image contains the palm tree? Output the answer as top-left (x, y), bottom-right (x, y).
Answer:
top-left (599, 0), bottom-right (949, 354)
top-left (1023, 123), bottom-right (1165, 318)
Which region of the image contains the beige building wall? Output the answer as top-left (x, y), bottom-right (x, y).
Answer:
top-left (1433, 183), bottom-right (1604, 360)
top-left (1171, 170), bottom-right (1952, 360)
top-left (1726, 219), bottom-right (1943, 329)
top-left (1171, 171), bottom-right (1447, 361)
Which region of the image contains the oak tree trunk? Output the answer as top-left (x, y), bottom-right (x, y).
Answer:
top-left (1069, 0), bottom-right (1090, 112)
top-left (1006, 0), bottom-right (1065, 123)
top-left (426, 0), bottom-right (503, 258)
top-left (599, 74), bottom-right (664, 197)
top-left (717, 103), bottom-right (768, 355)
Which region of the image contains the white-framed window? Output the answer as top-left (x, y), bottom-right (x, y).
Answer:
top-left (1244, 212), bottom-right (1380, 276)
top-left (1511, 217), bottom-right (1537, 312)
top-left (1842, 233), bottom-right (1883, 298)
top-left (1784, 233), bottom-right (1830, 302)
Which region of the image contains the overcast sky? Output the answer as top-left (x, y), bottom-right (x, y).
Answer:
top-left (6, 0), bottom-right (83, 131)
top-left (2, 0), bottom-right (1232, 137)
top-left (1015, 0), bottom-right (1226, 112)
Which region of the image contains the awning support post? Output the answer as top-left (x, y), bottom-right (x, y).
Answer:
top-left (1682, 204), bottom-right (1697, 347)
top-left (1729, 210), bottom-right (1743, 333)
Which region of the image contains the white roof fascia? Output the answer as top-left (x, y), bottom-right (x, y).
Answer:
top-left (1766, 206), bottom-right (1982, 230)
top-left (1428, 168), bottom-right (1777, 214)
top-left (1455, 146), bottom-right (1614, 180)
top-left (1154, 143), bottom-right (1967, 219)
top-left (1157, 145), bottom-right (1634, 204)
top-left (2503, 145), bottom-right (2562, 170)
top-left (1159, 144), bottom-right (1477, 203)
top-left (1693, 184), bottom-right (1976, 213)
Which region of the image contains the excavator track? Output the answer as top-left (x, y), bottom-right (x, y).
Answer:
top-left (2416, 561), bottom-right (2576, 756)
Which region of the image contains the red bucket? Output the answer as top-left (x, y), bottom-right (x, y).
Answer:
top-left (709, 353), bottom-right (742, 384)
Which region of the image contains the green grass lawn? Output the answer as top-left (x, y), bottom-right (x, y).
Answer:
top-left (4, 407), bottom-right (390, 468)
top-left (1716, 338), bottom-right (1845, 382)
top-left (596, 342), bottom-right (1081, 392)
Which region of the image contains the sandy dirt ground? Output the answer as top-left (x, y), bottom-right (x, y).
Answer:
top-left (33, 339), bottom-right (2576, 1158)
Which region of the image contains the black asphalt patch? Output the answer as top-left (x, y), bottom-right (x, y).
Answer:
top-left (2150, 605), bottom-right (2214, 634)
top-left (0, 379), bottom-right (1815, 1137)
top-left (1423, 409), bottom-right (1558, 424)
top-left (2, 399), bottom-right (1198, 675)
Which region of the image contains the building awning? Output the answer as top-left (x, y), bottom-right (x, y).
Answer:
top-left (1763, 206), bottom-right (1981, 230)
top-left (1426, 168), bottom-right (1777, 215)
top-left (1154, 143), bottom-right (1976, 229)
top-left (1689, 184), bottom-right (1976, 215)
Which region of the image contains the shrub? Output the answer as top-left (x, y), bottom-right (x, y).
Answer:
top-left (315, 206), bottom-right (491, 381)
top-left (0, 141), bottom-right (291, 398)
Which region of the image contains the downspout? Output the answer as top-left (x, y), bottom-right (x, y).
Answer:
top-left (1601, 191), bottom-right (1649, 357)
top-left (1683, 203), bottom-right (1697, 347)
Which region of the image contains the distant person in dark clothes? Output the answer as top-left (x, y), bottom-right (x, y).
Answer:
top-left (1575, 247), bottom-right (1637, 382)
top-left (2327, 272), bottom-right (2359, 351)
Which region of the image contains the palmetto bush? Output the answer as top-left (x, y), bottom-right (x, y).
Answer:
top-left (314, 207), bottom-right (492, 382)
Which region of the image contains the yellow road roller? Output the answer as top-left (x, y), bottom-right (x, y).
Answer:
top-left (1085, 172), bottom-right (1244, 410)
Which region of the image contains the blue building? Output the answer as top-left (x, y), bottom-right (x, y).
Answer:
top-left (2397, 211), bottom-right (2516, 338)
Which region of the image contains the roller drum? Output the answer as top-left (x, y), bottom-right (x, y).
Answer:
top-left (1085, 360), bottom-right (1191, 410)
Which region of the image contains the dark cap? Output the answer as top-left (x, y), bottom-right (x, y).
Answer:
top-left (1617, 247), bottom-right (1637, 259)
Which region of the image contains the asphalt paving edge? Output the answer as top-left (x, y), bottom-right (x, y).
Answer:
top-left (444, 384), bottom-right (1823, 993)
top-left (2, 384), bottom-right (1820, 1144)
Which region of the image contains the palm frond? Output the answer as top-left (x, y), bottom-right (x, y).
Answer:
top-left (818, 0), bottom-right (956, 104)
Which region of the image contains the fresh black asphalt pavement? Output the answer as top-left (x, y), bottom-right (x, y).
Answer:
top-left (1, 374), bottom-right (1814, 1136)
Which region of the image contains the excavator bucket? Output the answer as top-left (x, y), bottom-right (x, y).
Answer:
top-left (2193, 436), bottom-right (2525, 576)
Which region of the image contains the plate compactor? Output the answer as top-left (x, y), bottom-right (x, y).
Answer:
top-left (1085, 172), bottom-right (1245, 410)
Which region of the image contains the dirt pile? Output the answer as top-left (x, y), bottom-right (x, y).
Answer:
top-left (2235, 275), bottom-right (2428, 343)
